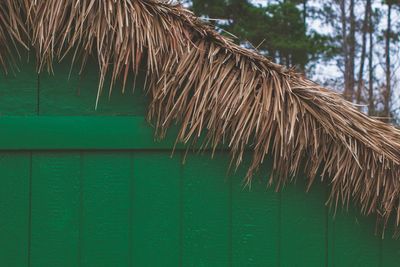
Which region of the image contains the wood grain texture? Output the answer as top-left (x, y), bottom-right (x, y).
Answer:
top-left (0, 116), bottom-right (178, 150)
top-left (231, 157), bottom-right (279, 266)
top-left (0, 54), bottom-right (37, 115)
top-left (0, 152), bottom-right (399, 267)
top-left (328, 206), bottom-right (381, 267)
top-left (280, 180), bottom-right (327, 267)
top-left (80, 152), bottom-right (131, 267)
top-left (131, 152), bottom-right (181, 266)
top-left (382, 224), bottom-right (400, 267)
top-left (39, 58), bottom-right (147, 116)
top-left (182, 152), bottom-right (231, 267)
top-left (0, 61), bottom-right (399, 267)
top-left (30, 152), bottom-right (80, 267)
top-left (0, 153), bottom-right (30, 267)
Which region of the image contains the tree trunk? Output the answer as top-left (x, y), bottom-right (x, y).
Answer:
top-left (356, 0), bottom-right (370, 105)
top-left (368, 1), bottom-right (374, 116)
top-left (347, 0), bottom-right (356, 101)
top-left (384, 3), bottom-right (392, 119)
top-left (340, 0), bottom-right (350, 100)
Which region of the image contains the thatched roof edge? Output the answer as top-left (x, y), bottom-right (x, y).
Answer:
top-left (1, 0), bottom-right (400, 235)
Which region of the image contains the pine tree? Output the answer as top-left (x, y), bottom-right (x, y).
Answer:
top-left (190, 0), bottom-right (332, 74)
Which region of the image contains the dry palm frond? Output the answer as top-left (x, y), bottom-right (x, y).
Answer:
top-left (0, 0), bottom-right (27, 73)
top-left (7, 0), bottom-right (400, 235)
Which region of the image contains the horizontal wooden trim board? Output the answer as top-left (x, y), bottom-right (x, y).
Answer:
top-left (0, 116), bottom-right (188, 150)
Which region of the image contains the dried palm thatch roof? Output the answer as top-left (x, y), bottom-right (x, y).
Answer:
top-left (2, 0), bottom-right (400, 235)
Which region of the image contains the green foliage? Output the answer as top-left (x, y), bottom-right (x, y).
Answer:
top-left (192, 0), bottom-right (227, 19)
top-left (190, 0), bottom-right (334, 71)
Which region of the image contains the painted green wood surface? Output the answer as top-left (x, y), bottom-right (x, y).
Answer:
top-left (0, 54), bottom-right (37, 115)
top-left (131, 152), bottom-right (181, 266)
top-left (382, 225), bottom-right (400, 267)
top-left (280, 181), bottom-right (327, 267)
top-left (328, 206), bottom-right (382, 267)
top-left (182, 153), bottom-right (231, 266)
top-left (39, 58), bottom-right (147, 116)
top-left (231, 156), bottom-right (279, 266)
top-left (0, 60), bottom-right (399, 267)
top-left (0, 153), bottom-right (30, 267)
top-left (30, 153), bottom-right (80, 267)
top-left (0, 116), bottom-right (179, 150)
top-left (80, 153), bottom-right (131, 267)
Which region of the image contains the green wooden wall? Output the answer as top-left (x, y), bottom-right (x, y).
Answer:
top-left (0, 56), bottom-right (399, 267)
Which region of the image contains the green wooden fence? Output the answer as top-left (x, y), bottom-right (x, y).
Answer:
top-left (0, 57), bottom-right (399, 266)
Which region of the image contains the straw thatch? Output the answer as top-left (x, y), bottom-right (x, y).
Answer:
top-left (2, 0), bottom-right (400, 235)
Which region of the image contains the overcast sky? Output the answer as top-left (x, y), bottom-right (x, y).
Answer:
top-left (251, 1), bottom-right (400, 113)
top-left (181, 0), bottom-right (400, 115)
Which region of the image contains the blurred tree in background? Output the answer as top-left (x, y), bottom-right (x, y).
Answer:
top-left (184, 0), bottom-right (400, 124)
top-left (191, 0), bottom-right (334, 72)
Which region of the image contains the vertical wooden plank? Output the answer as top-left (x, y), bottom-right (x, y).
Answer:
top-left (0, 152), bottom-right (30, 267)
top-left (0, 54), bottom-right (38, 115)
top-left (182, 152), bottom-right (231, 267)
top-left (381, 225), bottom-right (400, 267)
top-left (39, 57), bottom-right (147, 116)
top-left (328, 206), bottom-right (381, 267)
top-left (80, 152), bottom-right (131, 267)
top-left (30, 152), bottom-right (80, 267)
top-left (131, 152), bottom-right (181, 266)
top-left (231, 157), bottom-right (279, 266)
top-left (280, 180), bottom-right (327, 267)
top-left (327, 208), bottom-right (335, 267)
